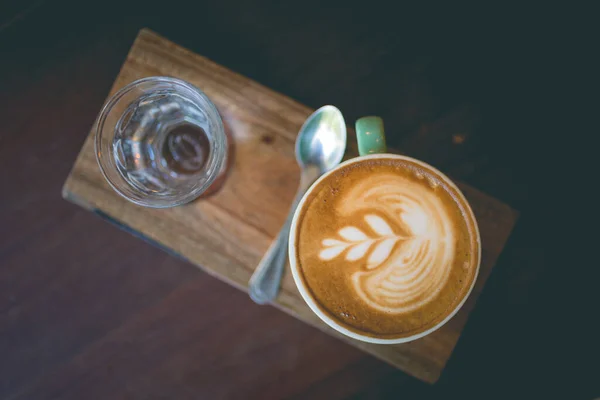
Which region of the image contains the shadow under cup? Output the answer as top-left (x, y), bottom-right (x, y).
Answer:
top-left (288, 154), bottom-right (481, 344)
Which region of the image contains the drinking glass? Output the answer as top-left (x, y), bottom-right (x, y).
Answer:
top-left (95, 77), bottom-right (227, 208)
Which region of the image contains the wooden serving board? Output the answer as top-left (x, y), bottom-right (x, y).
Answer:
top-left (62, 29), bottom-right (518, 384)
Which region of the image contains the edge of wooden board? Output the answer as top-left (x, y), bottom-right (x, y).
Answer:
top-left (61, 28), bottom-right (520, 384)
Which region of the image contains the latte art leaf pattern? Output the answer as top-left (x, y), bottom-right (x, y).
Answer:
top-left (367, 237), bottom-right (397, 269)
top-left (365, 214), bottom-right (394, 236)
top-left (318, 173), bottom-right (457, 314)
top-left (319, 214), bottom-right (407, 269)
top-left (339, 227), bottom-right (369, 241)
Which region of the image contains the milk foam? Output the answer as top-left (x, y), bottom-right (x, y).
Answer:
top-left (318, 172), bottom-right (456, 314)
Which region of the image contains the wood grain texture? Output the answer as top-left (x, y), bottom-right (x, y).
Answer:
top-left (62, 29), bottom-right (518, 384)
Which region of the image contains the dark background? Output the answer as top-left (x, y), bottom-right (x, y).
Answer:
top-left (0, 0), bottom-right (595, 399)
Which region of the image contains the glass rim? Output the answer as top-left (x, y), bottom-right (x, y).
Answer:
top-left (94, 76), bottom-right (226, 208)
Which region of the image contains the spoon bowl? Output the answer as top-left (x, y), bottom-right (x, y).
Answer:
top-left (296, 105), bottom-right (346, 172)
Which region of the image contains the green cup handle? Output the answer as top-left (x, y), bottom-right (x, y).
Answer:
top-left (356, 116), bottom-right (387, 156)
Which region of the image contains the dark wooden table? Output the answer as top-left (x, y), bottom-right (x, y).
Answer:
top-left (0, 1), bottom-right (594, 399)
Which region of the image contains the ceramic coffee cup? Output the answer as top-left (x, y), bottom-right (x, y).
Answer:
top-left (288, 117), bottom-right (481, 344)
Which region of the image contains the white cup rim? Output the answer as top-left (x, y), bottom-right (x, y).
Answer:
top-left (288, 153), bottom-right (482, 344)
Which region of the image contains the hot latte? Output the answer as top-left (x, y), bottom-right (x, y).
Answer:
top-left (291, 156), bottom-right (480, 340)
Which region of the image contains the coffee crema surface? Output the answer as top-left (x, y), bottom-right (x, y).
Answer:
top-left (293, 157), bottom-right (480, 339)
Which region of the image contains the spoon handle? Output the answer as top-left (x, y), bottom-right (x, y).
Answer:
top-left (248, 168), bottom-right (320, 304)
top-left (248, 213), bottom-right (294, 304)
